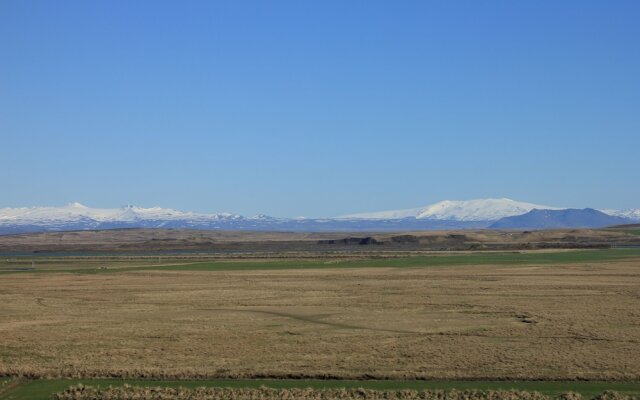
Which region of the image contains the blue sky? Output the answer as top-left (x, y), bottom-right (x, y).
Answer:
top-left (1, 1), bottom-right (639, 217)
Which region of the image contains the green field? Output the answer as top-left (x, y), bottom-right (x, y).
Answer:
top-left (2, 378), bottom-right (640, 400)
top-left (2, 248), bottom-right (640, 275)
top-left (157, 248), bottom-right (640, 272)
top-left (604, 227), bottom-right (640, 236)
top-left (617, 229), bottom-right (640, 236)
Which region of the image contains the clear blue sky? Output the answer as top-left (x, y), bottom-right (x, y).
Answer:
top-left (1, 1), bottom-right (639, 217)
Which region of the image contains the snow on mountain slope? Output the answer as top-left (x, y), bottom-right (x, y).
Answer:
top-left (600, 208), bottom-right (640, 221)
top-left (415, 198), bottom-right (561, 221)
top-left (341, 198), bottom-right (560, 221)
top-left (0, 203), bottom-right (241, 226)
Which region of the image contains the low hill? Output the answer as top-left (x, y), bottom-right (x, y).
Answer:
top-left (490, 208), bottom-right (632, 229)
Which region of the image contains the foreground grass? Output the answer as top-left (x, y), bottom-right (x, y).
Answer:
top-left (3, 248), bottom-right (640, 275)
top-left (2, 379), bottom-right (640, 400)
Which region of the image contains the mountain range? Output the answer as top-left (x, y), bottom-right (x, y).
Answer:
top-left (0, 198), bottom-right (638, 234)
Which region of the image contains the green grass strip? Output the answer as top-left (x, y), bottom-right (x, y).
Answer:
top-left (97, 248), bottom-right (640, 273)
top-left (2, 248), bottom-right (640, 275)
top-left (2, 378), bottom-right (640, 400)
top-left (610, 228), bottom-right (640, 236)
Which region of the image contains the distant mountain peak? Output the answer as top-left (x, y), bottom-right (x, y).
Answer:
top-left (66, 202), bottom-right (89, 209)
top-left (341, 198), bottom-right (560, 221)
top-left (490, 208), bottom-right (631, 229)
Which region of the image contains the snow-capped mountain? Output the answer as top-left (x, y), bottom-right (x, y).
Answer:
top-left (0, 199), bottom-right (638, 234)
top-left (0, 203), bottom-right (242, 225)
top-left (340, 198), bottom-right (561, 221)
top-left (0, 203), bottom-right (252, 234)
top-left (600, 208), bottom-right (640, 221)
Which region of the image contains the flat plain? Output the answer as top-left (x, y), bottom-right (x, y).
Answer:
top-left (1, 229), bottom-right (640, 399)
top-left (2, 250), bottom-right (640, 382)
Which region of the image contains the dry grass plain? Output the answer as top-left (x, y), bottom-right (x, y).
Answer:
top-left (1, 252), bottom-right (640, 382)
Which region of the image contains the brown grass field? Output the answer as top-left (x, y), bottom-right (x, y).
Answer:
top-left (1, 250), bottom-right (640, 382)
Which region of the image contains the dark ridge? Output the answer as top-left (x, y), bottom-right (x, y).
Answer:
top-left (490, 208), bottom-right (633, 229)
top-left (607, 223), bottom-right (640, 229)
